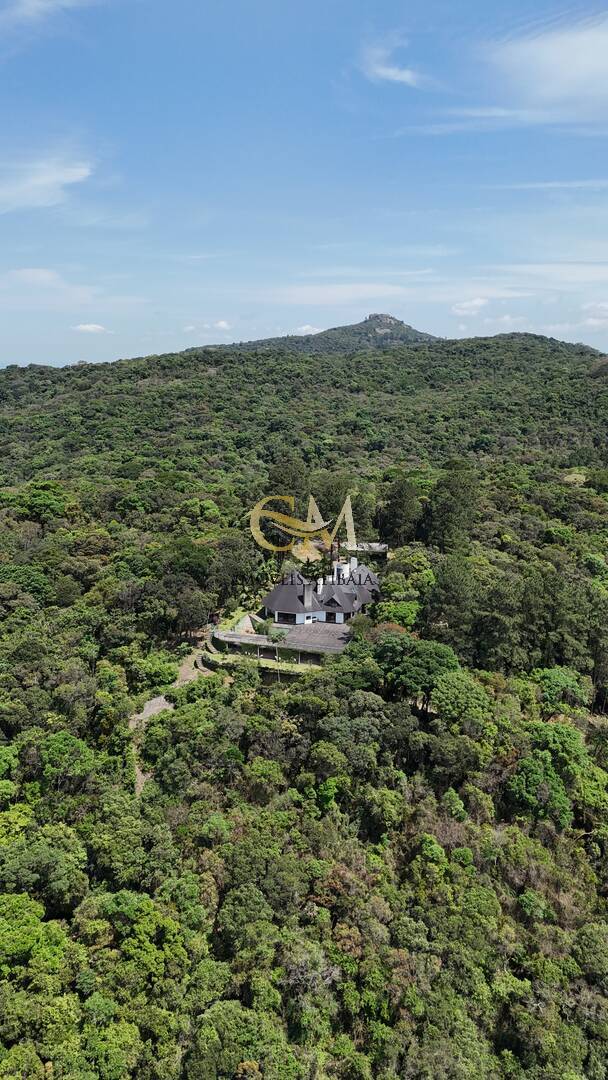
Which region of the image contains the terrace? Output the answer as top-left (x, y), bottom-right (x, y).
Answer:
top-left (213, 620), bottom-right (351, 665)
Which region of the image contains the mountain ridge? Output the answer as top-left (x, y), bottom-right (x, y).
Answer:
top-left (229, 312), bottom-right (438, 354)
top-left (3, 314), bottom-right (603, 373)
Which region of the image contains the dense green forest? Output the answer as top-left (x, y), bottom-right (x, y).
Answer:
top-left (2, 321), bottom-right (608, 1077)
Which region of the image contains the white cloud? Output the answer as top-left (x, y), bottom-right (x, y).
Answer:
top-left (297, 265), bottom-right (433, 280)
top-left (540, 322), bottom-right (581, 336)
top-left (360, 38), bottom-right (429, 89)
top-left (385, 244), bottom-right (457, 257)
top-left (0, 156), bottom-right (92, 214)
top-left (496, 179), bottom-right (608, 191)
top-left (0, 266), bottom-right (145, 314)
top-left (482, 314), bottom-right (528, 327)
top-left (406, 16), bottom-right (608, 135)
top-left (61, 205), bottom-right (150, 230)
top-left (490, 16), bottom-right (608, 119)
top-left (583, 301), bottom-right (608, 316)
top-left (0, 267), bottom-right (98, 310)
top-left (181, 253), bottom-right (225, 261)
top-left (0, 0), bottom-right (91, 26)
top-left (578, 302), bottom-right (608, 329)
top-left (181, 320), bottom-right (231, 332)
top-left (498, 263), bottom-right (608, 286)
top-left (267, 282), bottom-right (409, 305)
top-left (258, 279), bottom-right (533, 311)
top-left (399, 108), bottom-right (551, 136)
top-left (451, 297), bottom-right (488, 316)
top-left (71, 323), bottom-right (111, 334)
top-left (295, 325), bottom-right (322, 335)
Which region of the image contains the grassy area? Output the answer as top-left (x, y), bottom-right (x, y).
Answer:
top-left (217, 606), bottom-right (250, 631)
top-left (201, 647), bottom-right (319, 676)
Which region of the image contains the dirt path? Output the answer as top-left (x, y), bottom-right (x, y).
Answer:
top-left (129, 640), bottom-right (212, 795)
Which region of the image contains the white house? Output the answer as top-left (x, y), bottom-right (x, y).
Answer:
top-left (261, 559), bottom-right (380, 626)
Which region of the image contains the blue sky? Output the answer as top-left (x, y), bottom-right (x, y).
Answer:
top-left (2, 0), bottom-right (608, 365)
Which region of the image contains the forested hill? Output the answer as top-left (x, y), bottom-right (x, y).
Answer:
top-left (230, 312), bottom-right (437, 352)
top-left (3, 327), bottom-right (608, 1077)
top-left (0, 329), bottom-right (604, 486)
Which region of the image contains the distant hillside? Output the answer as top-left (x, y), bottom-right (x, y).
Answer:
top-left (0, 328), bottom-right (603, 485)
top-left (232, 312), bottom-right (437, 353)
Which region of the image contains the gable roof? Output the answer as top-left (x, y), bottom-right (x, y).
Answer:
top-left (318, 582), bottom-right (363, 614)
top-left (262, 566), bottom-right (379, 616)
top-left (262, 581), bottom-right (322, 615)
top-left (348, 564), bottom-right (380, 589)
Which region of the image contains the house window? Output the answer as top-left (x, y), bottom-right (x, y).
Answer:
top-left (277, 612), bottom-right (296, 624)
top-left (326, 612), bottom-right (337, 624)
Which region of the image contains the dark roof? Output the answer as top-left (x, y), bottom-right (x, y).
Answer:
top-left (262, 581), bottom-right (322, 615)
top-left (263, 567), bottom-right (378, 616)
top-left (318, 583), bottom-right (363, 614)
top-left (353, 584), bottom-right (374, 605)
top-left (348, 565), bottom-right (380, 589)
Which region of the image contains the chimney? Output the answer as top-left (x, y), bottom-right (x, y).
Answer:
top-left (303, 581), bottom-right (313, 609)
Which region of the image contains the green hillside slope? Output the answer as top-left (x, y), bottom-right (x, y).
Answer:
top-left (1, 328), bottom-right (608, 1077)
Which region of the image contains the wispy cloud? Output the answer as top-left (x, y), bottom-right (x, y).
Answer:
top-left (0, 0), bottom-right (91, 27)
top-left (401, 106), bottom-right (555, 136)
top-left (261, 278), bottom-right (534, 309)
top-left (360, 36), bottom-right (431, 89)
top-left (71, 323), bottom-right (112, 334)
top-left (403, 15), bottom-right (608, 136)
top-left (0, 267), bottom-right (98, 310)
top-left (296, 266), bottom-right (434, 280)
top-left (60, 204), bottom-right (150, 230)
top-left (493, 179), bottom-right (608, 191)
top-left (266, 282), bottom-right (411, 305)
top-left (490, 15), bottom-right (608, 120)
top-left (181, 319), bottom-right (232, 332)
top-left (482, 314), bottom-right (529, 327)
top-left (451, 297), bottom-right (488, 316)
top-left (0, 156), bottom-right (92, 213)
top-left (541, 304), bottom-right (608, 335)
top-left (0, 266), bottom-right (146, 314)
top-left (583, 301), bottom-right (608, 318)
top-left (179, 253), bottom-right (227, 262)
top-left (498, 262), bottom-right (608, 286)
